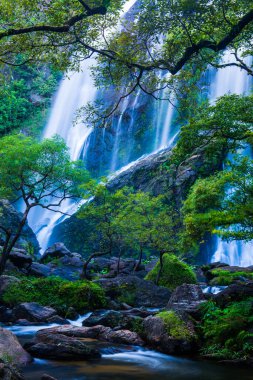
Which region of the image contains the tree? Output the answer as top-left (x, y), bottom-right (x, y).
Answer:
top-left (0, 0), bottom-right (252, 121)
top-left (78, 185), bottom-right (179, 280)
top-left (0, 134), bottom-right (91, 274)
top-left (182, 156), bottom-right (253, 250)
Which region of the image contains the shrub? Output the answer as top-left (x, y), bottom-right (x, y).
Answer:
top-left (200, 298), bottom-right (253, 359)
top-left (145, 254), bottom-right (196, 289)
top-left (157, 310), bottom-right (193, 340)
top-left (2, 276), bottom-right (106, 314)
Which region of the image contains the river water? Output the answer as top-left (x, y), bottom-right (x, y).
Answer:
top-left (5, 322), bottom-right (253, 380)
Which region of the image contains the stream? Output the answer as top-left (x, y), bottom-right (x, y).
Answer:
top-left (4, 316), bottom-right (253, 380)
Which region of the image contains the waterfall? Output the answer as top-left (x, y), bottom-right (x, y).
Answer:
top-left (209, 52), bottom-right (253, 266)
top-left (28, 59), bottom-right (96, 252)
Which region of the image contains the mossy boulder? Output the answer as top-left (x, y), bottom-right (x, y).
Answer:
top-left (145, 254), bottom-right (196, 290)
top-left (1, 276), bottom-right (106, 314)
top-left (143, 311), bottom-right (197, 354)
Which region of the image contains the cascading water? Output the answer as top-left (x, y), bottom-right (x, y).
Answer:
top-left (28, 59), bottom-right (96, 252)
top-left (209, 52), bottom-right (253, 266)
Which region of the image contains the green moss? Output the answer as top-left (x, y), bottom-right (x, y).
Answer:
top-left (2, 276), bottom-right (106, 314)
top-left (200, 298), bottom-right (253, 359)
top-left (210, 269), bottom-right (253, 285)
top-left (157, 311), bottom-right (192, 340)
top-left (145, 254), bottom-right (196, 290)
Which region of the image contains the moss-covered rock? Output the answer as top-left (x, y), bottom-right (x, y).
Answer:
top-left (209, 269), bottom-right (253, 286)
top-left (145, 254), bottom-right (196, 290)
top-left (1, 276), bottom-right (106, 314)
top-left (157, 311), bottom-right (192, 340)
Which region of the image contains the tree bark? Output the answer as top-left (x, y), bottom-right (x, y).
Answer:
top-left (155, 252), bottom-right (164, 285)
top-left (134, 245), bottom-right (143, 272)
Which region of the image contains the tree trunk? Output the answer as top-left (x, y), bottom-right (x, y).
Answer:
top-left (81, 250), bottom-right (111, 280)
top-left (155, 252), bottom-right (164, 285)
top-left (134, 245), bottom-right (143, 271)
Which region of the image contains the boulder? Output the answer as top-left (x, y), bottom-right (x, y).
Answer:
top-left (0, 275), bottom-right (20, 297)
top-left (143, 314), bottom-right (197, 355)
top-left (26, 332), bottom-right (101, 360)
top-left (214, 281), bottom-right (253, 307)
top-left (40, 243), bottom-right (71, 263)
top-left (0, 327), bottom-right (32, 366)
top-left (8, 249), bottom-right (32, 270)
top-left (167, 284), bottom-right (206, 316)
top-left (0, 360), bottom-right (25, 380)
top-left (47, 315), bottom-right (70, 325)
top-left (83, 310), bottom-right (133, 329)
top-left (13, 302), bottom-right (57, 323)
top-left (29, 262), bottom-right (51, 277)
top-left (95, 275), bottom-right (171, 308)
top-left (35, 324), bottom-right (144, 346)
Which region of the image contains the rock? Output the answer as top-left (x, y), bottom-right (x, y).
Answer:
top-left (0, 327), bottom-right (32, 366)
top-left (26, 332), bottom-right (101, 360)
top-left (0, 360), bottom-right (25, 380)
top-left (0, 306), bottom-right (14, 323)
top-left (83, 310), bottom-right (133, 329)
top-left (167, 284), bottom-right (206, 316)
top-left (8, 249), bottom-right (32, 270)
top-left (40, 243), bottom-right (71, 263)
top-left (0, 275), bottom-right (20, 297)
top-left (41, 375), bottom-right (58, 380)
top-left (29, 262), bottom-right (51, 277)
top-left (142, 314), bottom-right (197, 355)
top-left (47, 315), bottom-right (70, 325)
top-left (214, 281), bottom-right (253, 307)
top-left (65, 307), bottom-right (79, 320)
top-left (13, 303), bottom-right (57, 323)
top-left (0, 199), bottom-right (40, 256)
top-left (35, 324), bottom-right (144, 346)
top-left (95, 275), bottom-right (171, 308)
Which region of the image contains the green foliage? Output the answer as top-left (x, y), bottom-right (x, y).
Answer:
top-left (145, 254), bottom-right (196, 289)
top-left (200, 299), bottom-right (253, 359)
top-left (2, 276), bottom-right (106, 314)
top-left (157, 310), bottom-right (193, 340)
top-left (209, 269), bottom-right (253, 286)
top-left (0, 66), bottom-right (60, 137)
top-left (77, 185), bottom-right (179, 259)
top-left (182, 156), bottom-right (253, 249)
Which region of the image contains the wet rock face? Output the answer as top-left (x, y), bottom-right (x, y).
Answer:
top-left (0, 328), bottom-right (32, 366)
top-left (0, 200), bottom-right (40, 255)
top-left (12, 302), bottom-right (57, 323)
top-left (25, 332), bottom-right (101, 360)
top-left (95, 275), bottom-right (171, 308)
top-left (167, 284), bottom-right (206, 316)
top-left (83, 310), bottom-right (134, 329)
top-left (8, 249), bottom-right (32, 270)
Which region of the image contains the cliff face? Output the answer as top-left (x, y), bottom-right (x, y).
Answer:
top-left (50, 143), bottom-right (225, 255)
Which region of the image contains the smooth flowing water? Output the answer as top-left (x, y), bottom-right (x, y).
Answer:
top-left (5, 322), bottom-right (252, 380)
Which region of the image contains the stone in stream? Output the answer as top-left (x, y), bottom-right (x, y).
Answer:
top-left (12, 302), bottom-right (57, 323)
top-left (41, 375), bottom-right (59, 380)
top-left (34, 325), bottom-right (144, 346)
top-left (0, 327), bottom-right (32, 366)
top-left (25, 332), bottom-right (101, 360)
top-left (214, 281), bottom-right (253, 307)
top-left (83, 310), bottom-right (134, 329)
